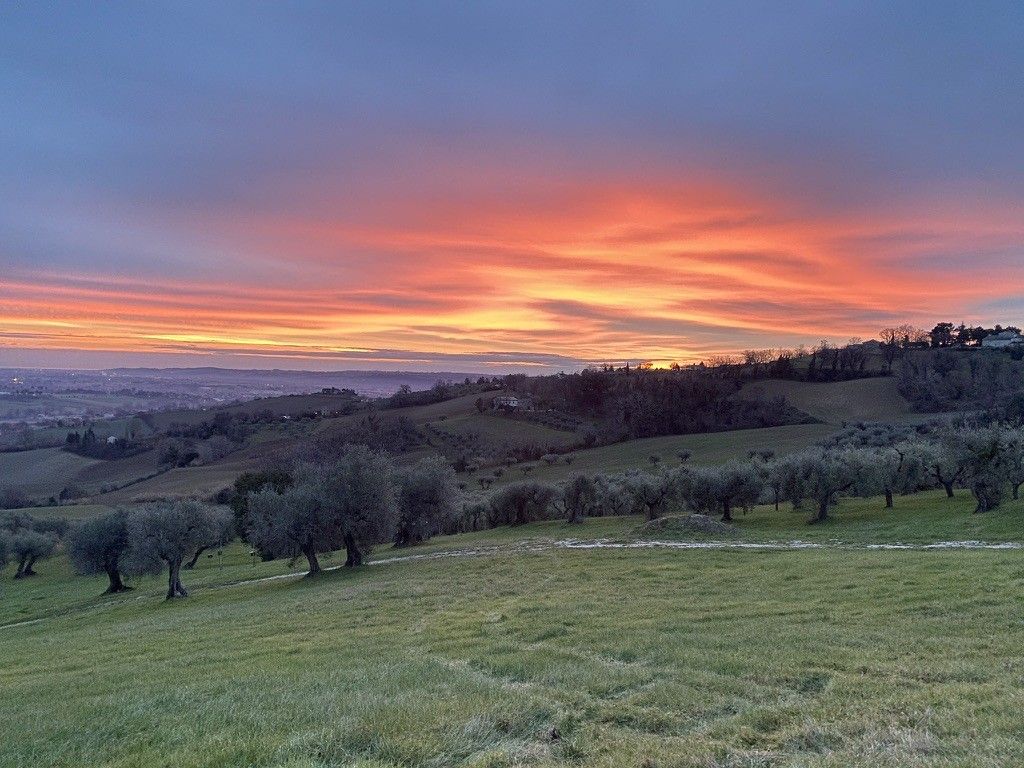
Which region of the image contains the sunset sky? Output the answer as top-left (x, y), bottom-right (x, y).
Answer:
top-left (2, 2), bottom-right (1023, 372)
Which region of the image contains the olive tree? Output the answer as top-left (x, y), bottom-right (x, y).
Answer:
top-left (954, 426), bottom-right (1011, 513)
top-left (593, 474), bottom-right (642, 517)
top-left (856, 444), bottom-right (929, 509)
top-left (554, 474), bottom-right (597, 524)
top-left (311, 448), bottom-right (399, 567)
top-left (394, 456), bottom-right (459, 546)
top-left (126, 501), bottom-right (233, 599)
top-left (923, 433), bottom-right (967, 498)
top-left (680, 461), bottom-right (763, 523)
top-left (488, 481), bottom-right (557, 526)
top-left (1, 511), bottom-right (60, 579)
top-left (622, 470), bottom-right (677, 521)
top-left (66, 509), bottom-right (132, 593)
top-left (786, 449), bottom-right (876, 524)
top-left (1005, 429), bottom-right (1024, 500)
top-left (246, 449), bottom-right (399, 571)
top-left (247, 483), bottom-right (335, 575)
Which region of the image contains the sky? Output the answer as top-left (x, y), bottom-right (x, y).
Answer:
top-left (2, 1), bottom-right (1023, 372)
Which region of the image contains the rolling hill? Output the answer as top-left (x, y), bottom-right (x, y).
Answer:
top-left (738, 377), bottom-right (917, 424)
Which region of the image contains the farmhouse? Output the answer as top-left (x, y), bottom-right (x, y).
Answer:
top-left (981, 330), bottom-right (1024, 348)
top-left (492, 394), bottom-right (532, 411)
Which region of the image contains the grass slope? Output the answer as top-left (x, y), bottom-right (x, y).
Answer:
top-left (0, 447), bottom-right (100, 498)
top-left (4, 495), bottom-right (1024, 767)
top-left (737, 378), bottom-right (917, 424)
top-left (94, 395), bottom-right (577, 504)
top-left (498, 423), bottom-right (834, 486)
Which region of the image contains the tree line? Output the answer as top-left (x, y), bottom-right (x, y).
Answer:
top-left (5, 424), bottom-right (1022, 601)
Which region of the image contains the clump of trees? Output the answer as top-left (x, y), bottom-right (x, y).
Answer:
top-left (245, 447), bottom-right (398, 574)
top-left (124, 501), bottom-right (233, 598)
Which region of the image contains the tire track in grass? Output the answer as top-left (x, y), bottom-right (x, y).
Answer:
top-left (2, 539), bottom-right (1021, 632)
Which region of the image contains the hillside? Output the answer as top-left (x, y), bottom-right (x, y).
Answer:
top-left (491, 423), bottom-right (834, 488)
top-left (737, 377), bottom-right (917, 424)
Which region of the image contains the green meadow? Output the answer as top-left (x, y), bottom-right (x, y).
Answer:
top-left (3, 493), bottom-right (1024, 768)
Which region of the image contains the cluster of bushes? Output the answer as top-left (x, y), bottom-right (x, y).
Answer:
top-left (165, 411), bottom-right (257, 442)
top-left (301, 415), bottom-right (426, 460)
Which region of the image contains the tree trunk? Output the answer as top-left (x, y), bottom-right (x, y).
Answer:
top-left (721, 501), bottom-right (733, 523)
top-left (303, 545), bottom-right (322, 576)
top-left (884, 489), bottom-right (893, 509)
top-left (23, 555), bottom-right (38, 577)
top-left (809, 499), bottom-right (829, 524)
top-left (166, 559), bottom-right (188, 599)
top-left (13, 554), bottom-right (28, 579)
top-left (344, 533), bottom-right (364, 567)
top-left (1013, 482), bottom-right (1021, 501)
top-left (942, 481), bottom-right (955, 498)
top-left (184, 546), bottom-right (207, 570)
top-left (104, 566), bottom-right (130, 594)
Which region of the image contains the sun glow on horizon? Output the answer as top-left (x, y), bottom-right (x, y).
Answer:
top-left (4, 172), bottom-right (1023, 371)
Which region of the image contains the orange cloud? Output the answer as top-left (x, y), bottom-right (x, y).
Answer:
top-left (3, 174), bottom-right (1023, 370)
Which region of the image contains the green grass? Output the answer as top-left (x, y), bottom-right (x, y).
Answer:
top-left (3, 495), bottom-right (1024, 766)
top-left (0, 446), bottom-right (100, 498)
top-left (495, 423), bottom-right (834, 486)
top-left (619, 488), bottom-right (1024, 546)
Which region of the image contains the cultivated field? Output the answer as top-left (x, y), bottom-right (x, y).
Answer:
top-left (501, 423), bottom-right (834, 487)
top-left (0, 447), bottom-right (101, 499)
top-left (3, 493), bottom-right (1024, 767)
top-left (737, 377), bottom-right (918, 424)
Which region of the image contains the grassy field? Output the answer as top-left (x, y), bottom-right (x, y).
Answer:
top-left (737, 378), bottom-right (918, 425)
top-left (496, 423), bottom-right (834, 487)
top-left (3, 494), bottom-right (1024, 767)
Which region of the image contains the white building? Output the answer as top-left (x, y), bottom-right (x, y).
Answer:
top-left (982, 330), bottom-right (1024, 348)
